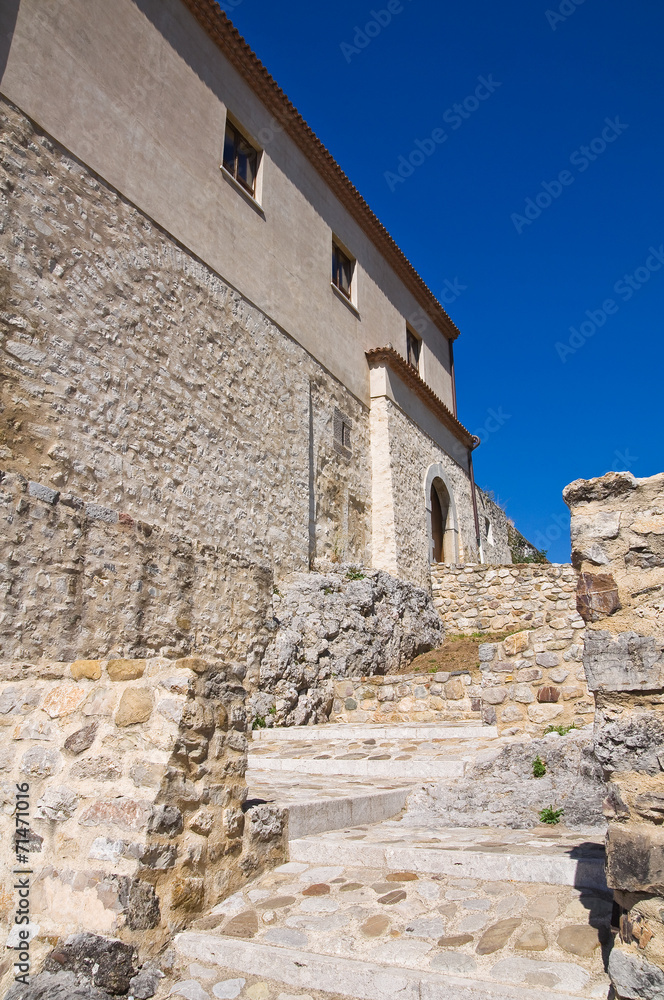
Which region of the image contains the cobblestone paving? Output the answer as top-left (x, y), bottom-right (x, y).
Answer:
top-left (169, 860), bottom-right (613, 998)
top-left (302, 821), bottom-right (606, 858)
top-left (249, 735), bottom-right (500, 765)
top-left (249, 772), bottom-right (415, 806)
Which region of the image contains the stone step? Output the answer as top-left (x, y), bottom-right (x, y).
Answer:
top-left (249, 770), bottom-right (414, 840)
top-left (288, 822), bottom-right (608, 890)
top-left (173, 846), bottom-right (613, 1000)
top-left (251, 722), bottom-right (497, 742)
top-left (248, 754), bottom-right (466, 780)
top-left (175, 933), bottom-right (598, 1000)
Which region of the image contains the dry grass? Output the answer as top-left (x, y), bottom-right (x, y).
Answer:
top-left (405, 630), bottom-right (525, 681)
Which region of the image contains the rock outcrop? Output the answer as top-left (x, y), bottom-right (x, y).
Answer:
top-left (248, 569), bottom-right (444, 727)
top-left (404, 726), bottom-right (606, 830)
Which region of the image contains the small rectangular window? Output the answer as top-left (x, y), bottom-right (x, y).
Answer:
top-left (334, 407), bottom-right (352, 457)
top-left (223, 119), bottom-right (259, 196)
top-left (332, 242), bottom-right (353, 299)
top-left (406, 327), bottom-right (422, 372)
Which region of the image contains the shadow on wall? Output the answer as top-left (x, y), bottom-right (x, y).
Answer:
top-left (0, 0), bottom-right (20, 81)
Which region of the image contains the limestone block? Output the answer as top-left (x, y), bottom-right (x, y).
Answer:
top-left (516, 668), bottom-right (542, 683)
top-left (20, 746), bottom-right (63, 777)
top-left (608, 947), bottom-right (664, 1000)
top-left (483, 687), bottom-right (508, 705)
top-left (606, 825), bottom-right (664, 893)
top-left (548, 667), bottom-right (570, 683)
top-left (527, 703), bottom-right (564, 723)
top-left (42, 685), bottom-right (88, 718)
top-left (512, 684), bottom-right (535, 705)
top-left (115, 689), bottom-right (154, 727)
top-left (70, 660), bottom-right (103, 680)
top-left (536, 652), bottom-right (560, 667)
top-left (443, 679), bottom-right (465, 701)
top-left (82, 688), bottom-right (117, 717)
top-left (35, 785), bottom-right (79, 821)
top-left (584, 631), bottom-right (664, 692)
top-left (78, 797), bottom-right (152, 830)
top-left (107, 659), bottom-right (146, 681)
top-left (501, 705), bottom-right (525, 722)
top-left (570, 511), bottom-right (621, 541)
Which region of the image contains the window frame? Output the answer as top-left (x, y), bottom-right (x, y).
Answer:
top-left (333, 407), bottom-right (353, 458)
top-left (331, 240), bottom-right (355, 302)
top-left (222, 116), bottom-right (260, 199)
top-left (406, 326), bottom-right (422, 374)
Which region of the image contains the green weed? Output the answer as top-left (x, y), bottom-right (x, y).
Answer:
top-left (539, 805), bottom-right (564, 825)
top-left (532, 756), bottom-right (547, 778)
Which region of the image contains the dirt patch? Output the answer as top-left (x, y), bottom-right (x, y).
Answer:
top-left (404, 631), bottom-right (524, 682)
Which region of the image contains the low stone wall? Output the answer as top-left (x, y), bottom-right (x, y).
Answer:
top-left (479, 611), bottom-right (593, 735)
top-left (0, 656), bottom-right (285, 996)
top-left (431, 562), bottom-right (576, 634)
top-left (332, 671), bottom-right (479, 724)
top-left (565, 471), bottom-right (664, 997)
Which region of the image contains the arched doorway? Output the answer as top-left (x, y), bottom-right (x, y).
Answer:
top-left (430, 479), bottom-right (450, 563)
top-left (425, 465), bottom-right (460, 564)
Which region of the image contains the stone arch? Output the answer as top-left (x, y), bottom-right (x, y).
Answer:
top-left (425, 464), bottom-right (460, 564)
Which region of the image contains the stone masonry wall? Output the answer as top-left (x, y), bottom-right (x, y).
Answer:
top-left (0, 655), bottom-right (286, 997)
top-left (564, 471), bottom-right (664, 998)
top-left (431, 562), bottom-right (577, 634)
top-left (479, 617), bottom-right (593, 736)
top-left (0, 472), bottom-right (272, 663)
top-left (377, 398), bottom-right (511, 589)
top-left (0, 98), bottom-right (371, 582)
top-left (332, 670), bottom-right (479, 724)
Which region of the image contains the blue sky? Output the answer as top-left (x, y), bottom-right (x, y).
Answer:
top-left (221, 0), bottom-right (664, 561)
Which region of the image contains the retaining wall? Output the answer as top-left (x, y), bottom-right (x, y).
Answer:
top-left (332, 671), bottom-right (479, 724)
top-left (431, 562), bottom-right (577, 635)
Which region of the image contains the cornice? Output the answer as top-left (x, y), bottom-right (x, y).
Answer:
top-left (366, 346), bottom-right (479, 450)
top-left (179, 0), bottom-right (461, 342)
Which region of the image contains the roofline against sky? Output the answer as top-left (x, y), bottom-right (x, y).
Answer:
top-left (180, 0), bottom-right (462, 343)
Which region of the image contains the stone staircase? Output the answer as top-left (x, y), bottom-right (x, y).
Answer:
top-left (167, 722), bottom-right (614, 1000)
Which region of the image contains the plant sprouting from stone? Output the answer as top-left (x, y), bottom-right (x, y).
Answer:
top-left (252, 715), bottom-right (266, 730)
top-left (539, 805), bottom-right (564, 825)
top-left (544, 723), bottom-right (577, 736)
top-left (346, 569), bottom-right (365, 580)
top-left (532, 756), bottom-right (547, 778)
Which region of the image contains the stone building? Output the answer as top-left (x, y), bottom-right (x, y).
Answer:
top-left (0, 0), bottom-right (517, 605)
